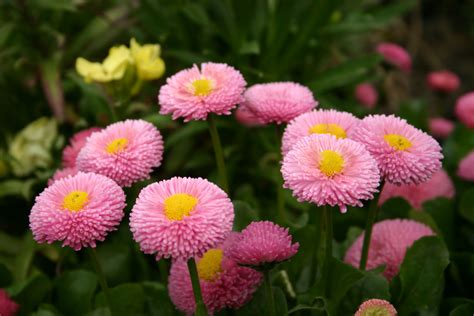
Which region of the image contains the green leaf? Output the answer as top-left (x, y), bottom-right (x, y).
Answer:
top-left (30, 0), bottom-right (77, 11)
top-left (164, 121), bottom-right (208, 149)
top-left (274, 286), bottom-right (289, 315)
top-left (443, 124), bottom-right (474, 171)
top-left (450, 302), bottom-right (474, 315)
top-left (233, 200), bottom-right (259, 231)
top-left (31, 304), bottom-right (61, 316)
top-left (95, 283), bottom-right (145, 316)
top-left (379, 197), bottom-right (411, 220)
top-left (459, 188), bottom-right (474, 224)
top-left (391, 236), bottom-right (450, 315)
top-left (54, 270), bottom-right (98, 316)
top-left (398, 99), bottom-right (428, 130)
top-left (142, 281), bottom-right (174, 316)
top-left (423, 198), bottom-right (454, 246)
top-left (0, 263), bottom-right (12, 287)
top-left (9, 273), bottom-right (52, 314)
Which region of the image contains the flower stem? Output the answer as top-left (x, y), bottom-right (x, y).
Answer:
top-left (187, 258), bottom-right (208, 316)
top-left (207, 115), bottom-right (229, 193)
top-left (89, 248), bottom-right (114, 314)
top-left (314, 205), bottom-right (333, 295)
top-left (359, 184), bottom-right (383, 270)
top-left (275, 124), bottom-right (285, 225)
top-left (264, 270), bottom-right (277, 316)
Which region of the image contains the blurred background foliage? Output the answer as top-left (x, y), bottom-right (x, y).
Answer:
top-left (0, 0), bottom-right (473, 315)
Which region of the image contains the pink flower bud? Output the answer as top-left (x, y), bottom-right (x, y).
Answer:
top-left (355, 83), bottom-right (378, 109)
top-left (426, 70), bottom-right (460, 92)
top-left (429, 117), bottom-right (454, 139)
top-left (455, 92), bottom-right (474, 128)
top-left (376, 42), bottom-right (412, 73)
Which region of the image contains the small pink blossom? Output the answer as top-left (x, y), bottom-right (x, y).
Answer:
top-left (355, 299), bottom-right (397, 316)
top-left (455, 92), bottom-right (474, 128)
top-left (0, 289), bottom-right (19, 316)
top-left (429, 118), bottom-right (454, 139)
top-left (457, 150), bottom-right (474, 181)
top-left (62, 127), bottom-right (101, 168)
top-left (426, 70), bottom-right (460, 92)
top-left (355, 83), bottom-right (378, 109)
top-left (376, 42), bottom-right (412, 73)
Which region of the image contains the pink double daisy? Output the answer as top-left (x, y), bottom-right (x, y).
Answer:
top-left (352, 115), bottom-right (443, 185)
top-left (77, 119), bottom-right (163, 187)
top-left (376, 42), bottom-right (412, 73)
top-left (426, 70), bottom-right (460, 93)
top-left (168, 244), bottom-right (262, 314)
top-left (0, 289), bottom-right (19, 316)
top-left (62, 127), bottom-right (101, 168)
top-left (29, 172), bottom-right (126, 251)
top-left (457, 150), bottom-right (474, 181)
top-left (281, 109), bottom-right (360, 156)
top-left (428, 118), bottom-right (454, 139)
top-left (455, 92), bottom-right (474, 128)
top-left (158, 62), bottom-right (246, 121)
top-left (241, 82), bottom-right (317, 124)
top-left (130, 177), bottom-right (234, 261)
top-left (48, 167), bottom-right (79, 186)
top-left (355, 83), bottom-right (378, 109)
top-left (225, 221), bottom-right (299, 267)
top-left (355, 299), bottom-right (397, 316)
top-left (344, 219), bottom-right (434, 280)
top-left (281, 134), bottom-right (380, 213)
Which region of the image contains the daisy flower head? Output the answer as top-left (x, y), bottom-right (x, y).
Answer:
top-left (168, 244), bottom-right (262, 314)
top-left (379, 169), bottom-right (455, 209)
top-left (426, 70), bottom-right (460, 93)
top-left (457, 150), bottom-right (474, 181)
top-left (352, 115), bottom-right (443, 185)
top-left (376, 42), bottom-right (412, 73)
top-left (129, 177), bottom-right (234, 261)
top-left (158, 62), bottom-right (246, 121)
top-left (281, 134), bottom-right (380, 213)
top-left (29, 172), bottom-right (126, 251)
top-left (428, 117), bottom-right (454, 139)
top-left (0, 289), bottom-right (19, 316)
top-left (241, 82), bottom-right (318, 124)
top-left (344, 219), bottom-right (434, 280)
top-left (62, 127), bottom-right (101, 168)
top-left (225, 221), bottom-right (299, 268)
top-left (355, 299), bottom-right (397, 316)
top-left (455, 92), bottom-right (474, 128)
top-left (76, 119), bottom-right (163, 187)
top-left (355, 83), bottom-right (378, 109)
top-left (281, 109), bottom-right (360, 156)
top-left (47, 167), bottom-right (79, 186)
top-left (234, 104), bottom-right (264, 127)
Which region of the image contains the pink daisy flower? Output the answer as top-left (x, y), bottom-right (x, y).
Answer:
top-left (376, 42), bottom-right (412, 73)
top-left (62, 127), bottom-right (101, 168)
top-left (241, 82), bottom-right (318, 124)
top-left (455, 92), bottom-right (474, 128)
top-left (281, 109), bottom-right (360, 156)
top-left (281, 134), bottom-right (380, 213)
top-left (234, 105), bottom-right (264, 127)
top-left (76, 119), bottom-right (163, 187)
top-left (344, 219), bottom-right (434, 280)
top-left (352, 115), bottom-right (443, 185)
top-left (379, 169), bottom-right (455, 209)
top-left (225, 221), bottom-right (299, 267)
top-left (355, 83), bottom-right (378, 109)
top-left (47, 167), bottom-right (79, 186)
top-left (0, 289), bottom-right (19, 316)
top-left (457, 150), bottom-right (474, 181)
top-left (429, 117), bottom-right (454, 139)
top-left (168, 245), bottom-right (262, 315)
top-left (29, 172), bottom-right (126, 251)
top-left (355, 299), bottom-right (397, 316)
top-left (426, 70), bottom-right (460, 93)
top-left (130, 177), bottom-right (234, 261)
top-left (158, 62), bottom-right (246, 121)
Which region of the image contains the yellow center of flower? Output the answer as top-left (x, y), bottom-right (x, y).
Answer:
top-left (163, 193), bottom-right (198, 221)
top-left (106, 138), bottom-right (128, 154)
top-left (197, 249), bottom-right (223, 281)
top-left (384, 134), bottom-right (412, 151)
top-left (319, 150), bottom-right (345, 177)
top-left (360, 306), bottom-right (392, 316)
top-left (308, 123), bottom-right (347, 139)
top-left (191, 78), bottom-right (213, 96)
top-left (63, 191), bottom-right (89, 212)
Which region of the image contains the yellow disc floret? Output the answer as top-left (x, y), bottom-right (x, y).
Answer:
top-left (309, 123), bottom-right (347, 139)
top-left (106, 138), bottom-right (128, 154)
top-left (63, 191), bottom-right (89, 212)
top-left (191, 78), bottom-right (213, 96)
top-left (384, 134), bottom-right (412, 151)
top-left (197, 249), bottom-right (224, 281)
top-left (319, 150), bottom-right (345, 177)
top-left (164, 193), bottom-right (198, 221)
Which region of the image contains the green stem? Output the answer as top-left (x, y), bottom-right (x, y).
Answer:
top-left (264, 270), bottom-right (277, 316)
top-left (275, 124), bottom-right (285, 224)
top-left (207, 115), bottom-right (229, 193)
top-left (359, 183), bottom-right (383, 270)
top-left (314, 206), bottom-right (333, 295)
top-left (187, 258), bottom-right (208, 316)
top-left (89, 248), bottom-right (114, 314)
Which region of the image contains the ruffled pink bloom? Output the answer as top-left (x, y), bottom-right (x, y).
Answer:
top-left (344, 219), bottom-right (434, 280)
top-left (168, 245), bottom-right (262, 315)
top-left (241, 82), bottom-right (317, 124)
top-left (281, 134), bottom-right (380, 213)
top-left (429, 117), bottom-right (454, 139)
top-left (0, 289), bottom-right (19, 316)
top-left (76, 119), bottom-right (163, 187)
top-left (355, 83), bottom-right (378, 109)
top-left (379, 169), bottom-right (455, 209)
top-left (355, 299), bottom-right (397, 316)
top-left (376, 42), bottom-right (412, 73)
top-left (426, 70), bottom-right (460, 93)
top-left (281, 109), bottom-right (360, 156)
top-left (47, 167), bottom-right (79, 186)
top-left (29, 172), bottom-right (126, 251)
top-left (225, 221), bottom-right (299, 267)
top-left (455, 92), bottom-right (474, 128)
top-left (352, 115), bottom-right (443, 185)
top-left (457, 150), bottom-right (474, 181)
top-left (62, 127), bottom-right (101, 168)
top-left (158, 62), bottom-right (246, 121)
top-left (130, 177), bottom-right (234, 261)
top-left (234, 105), bottom-right (264, 127)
